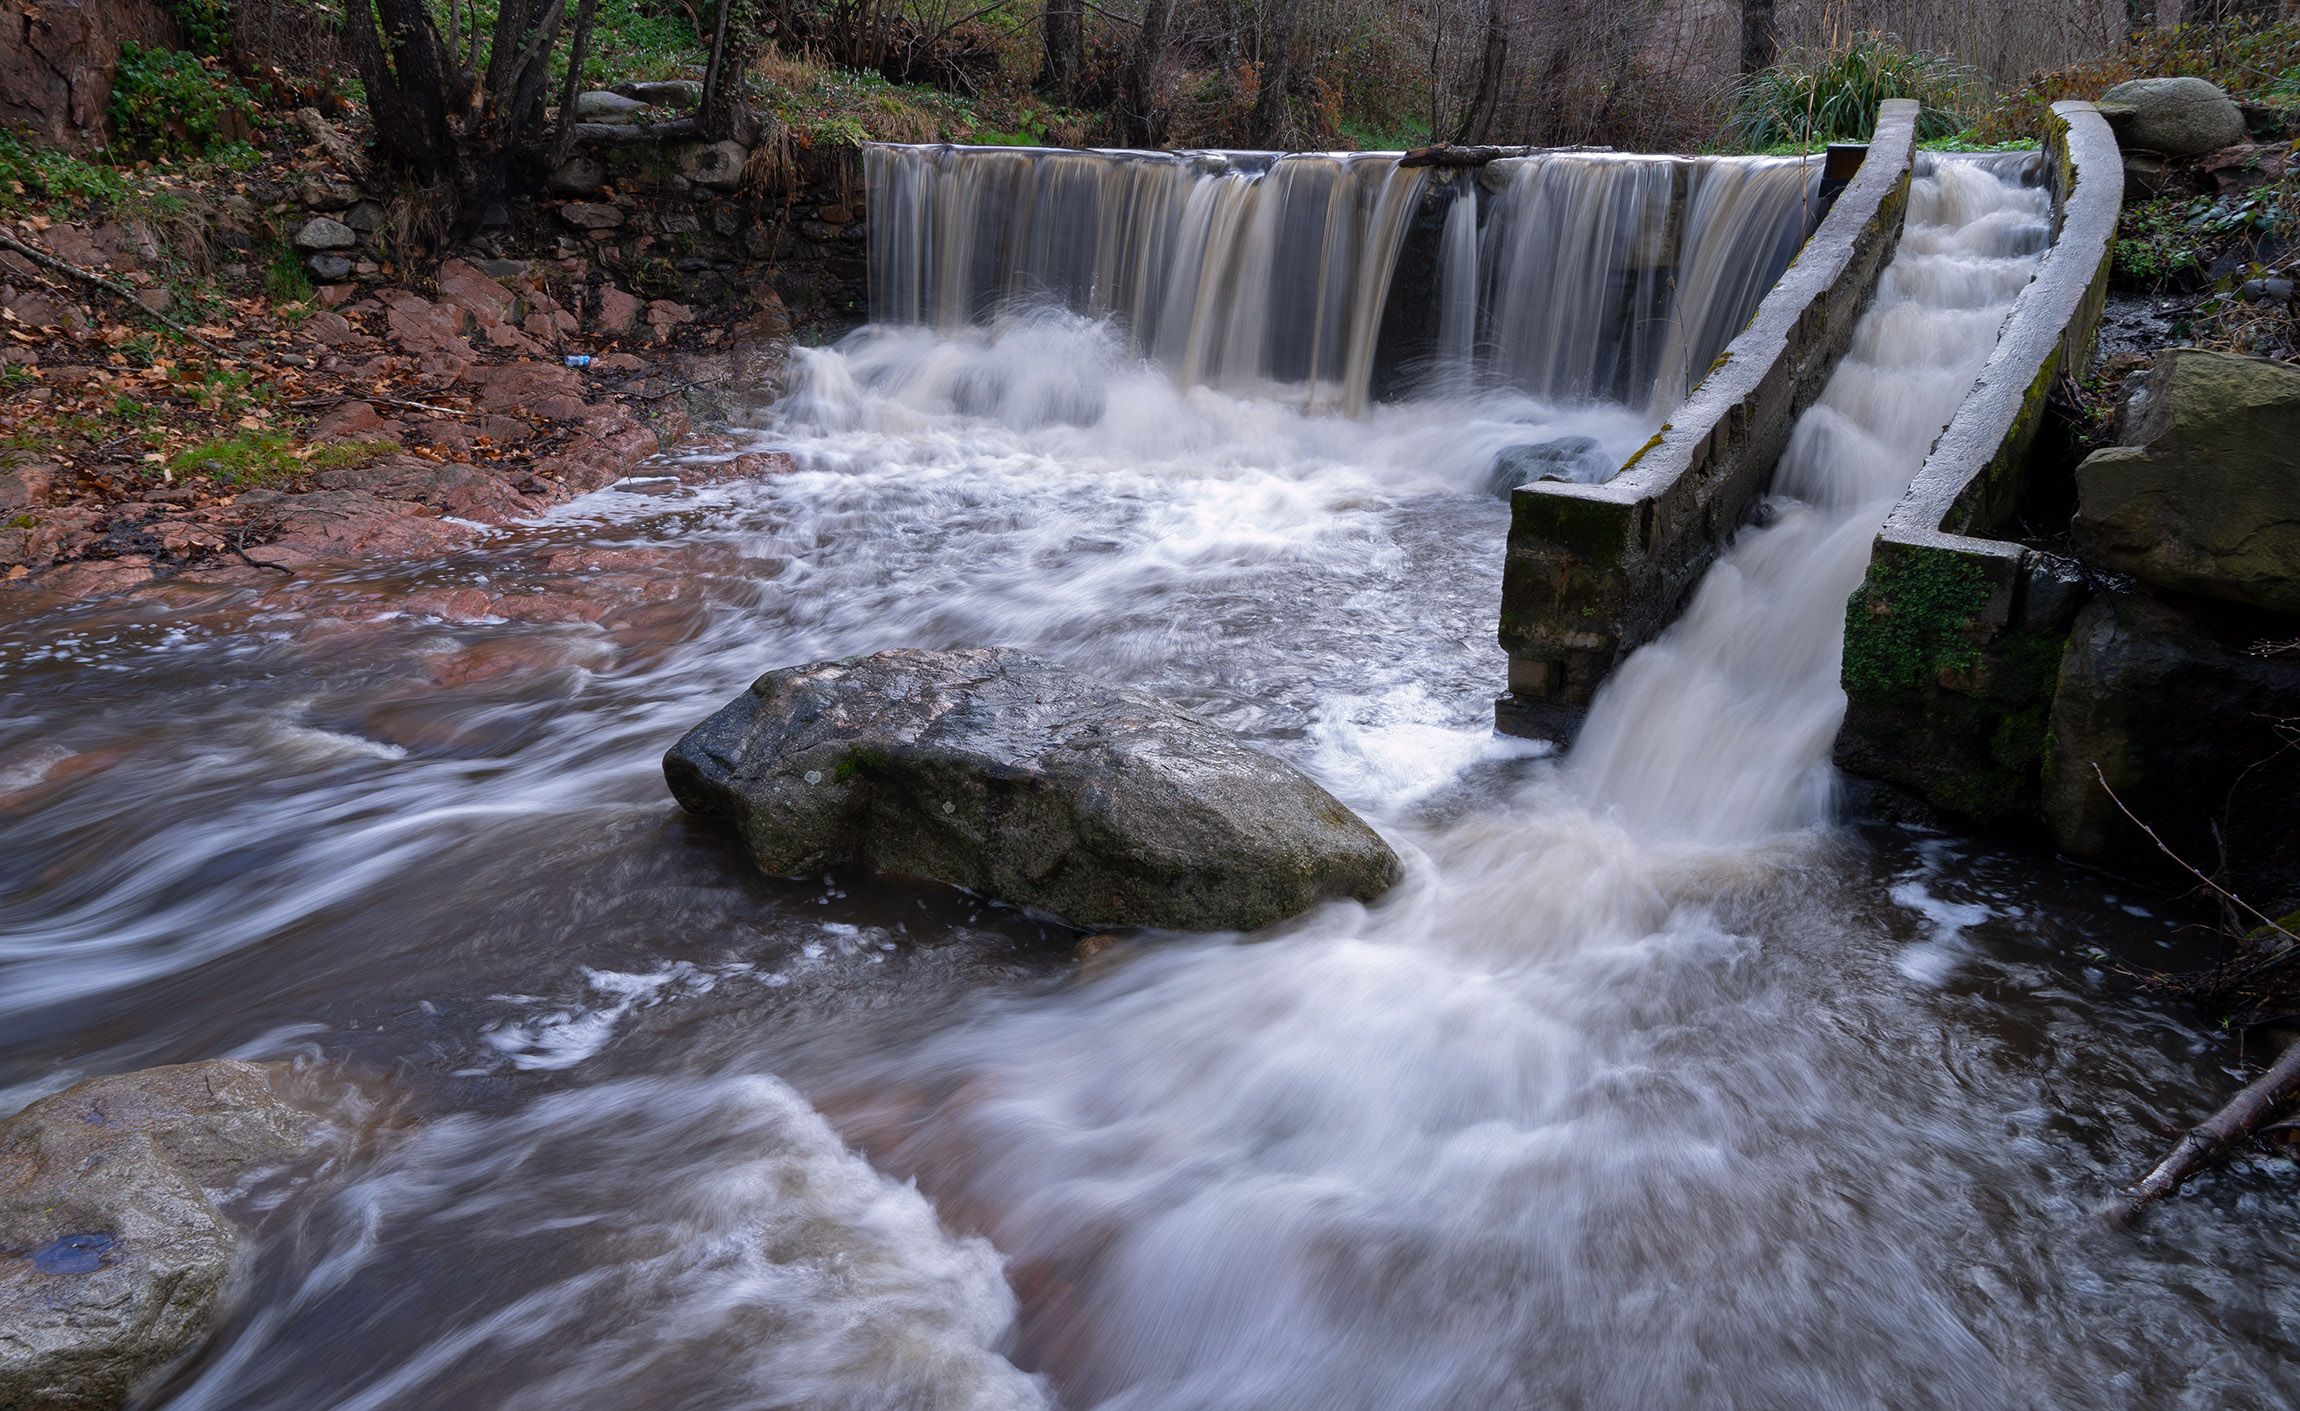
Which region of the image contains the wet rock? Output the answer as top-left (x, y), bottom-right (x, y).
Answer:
top-left (33, 555), bottom-right (154, 599)
top-left (560, 202), bottom-right (625, 231)
top-left (2238, 276), bottom-right (2294, 304)
top-left (237, 489), bottom-right (478, 572)
top-left (0, 1061), bottom-right (332, 1410)
top-left (2100, 77), bottom-right (2246, 158)
top-left (293, 216), bottom-right (358, 251)
top-left (1486, 435), bottom-right (1615, 495)
top-left (664, 647), bottom-right (1401, 931)
top-left (312, 458), bottom-right (531, 523)
top-left (2044, 591), bottom-right (2300, 904)
top-left (2073, 348), bottom-right (2300, 615)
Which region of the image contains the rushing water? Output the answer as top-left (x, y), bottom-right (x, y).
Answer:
top-left (867, 144), bottom-right (1815, 416)
top-left (4, 155), bottom-right (2300, 1408)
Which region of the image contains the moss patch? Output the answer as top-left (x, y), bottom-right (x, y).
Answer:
top-left (1842, 549), bottom-right (1991, 697)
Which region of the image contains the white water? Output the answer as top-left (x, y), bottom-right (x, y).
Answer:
top-left (1575, 155), bottom-right (2054, 840)
top-left (867, 144), bottom-right (1813, 420)
top-left (11, 154), bottom-right (2295, 1409)
top-left (783, 154), bottom-right (2081, 1409)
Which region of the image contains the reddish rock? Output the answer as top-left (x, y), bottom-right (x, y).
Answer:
top-left (435, 259), bottom-right (518, 325)
top-left (236, 490), bottom-right (479, 572)
top-left (2, 288), bottom-right (88, 331)
top-left (672, 449), bottom-right (797, 485)
top-left (595, 284), bottom-right (644, 334)
top-left (317, 283), bottom-right (358, 309)
top-left (404, 419), bottom-right (480, 457)
top-left (644, 299), bottom-right (694, 334)
top-left (35, 554), bottom-right (155, 598)
top-left (0, 0), bottom-right (179, 150)
top-left (469, 362), bottom-right (584, 412)
top-left (311, 400), bottom-right (389, 441)
top-left (312, 458), bottom-right (534, 523)
top-left (480, 320), bottom-right (546, 356)
top-left (0, 461), bottom-right (55, 511)
top-left (477, 415), bottom-right (534, 446)
top-left (412, 350), bottom-right (474, 387)
top-left (309, 311), bottom-right (359, 346)
top-left (399, 585), bottom-right (496, 621)
top-left (531, 393), bottom-right (590, 423)
top-left (594, 352), bottom-right (646, 373)
top-left (378, 291), bottom-right (470, 358)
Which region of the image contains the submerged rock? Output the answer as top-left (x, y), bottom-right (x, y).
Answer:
top-left (2042, 591), bottom-right (2300, 905)
top-left (2100, 76), bottom-right (2246, 157)
top-left (664, 648), bottom-right (1401, 931)
top-left (0, 1061), bottom-right (334, 1410)
top-left (2073, 349), bottom-right (2300, 615)
top-left (1486, 435), bottom-right (1614, 495)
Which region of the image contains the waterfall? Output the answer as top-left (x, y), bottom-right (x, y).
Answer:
top-left (1473, 152), bottom-right (1815, 414)
top-left (865, 144), bottom-right (1816, 422)
top-left (1432, 174), bottom-right (1481, 385)
top-left (865, 145), bottom-right (1425, 414)
top-left (1572, 154), bottom-right (2052, 840)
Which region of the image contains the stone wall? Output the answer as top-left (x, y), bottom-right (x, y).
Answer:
top-left (1495, 100), bottom-right (1919, 737)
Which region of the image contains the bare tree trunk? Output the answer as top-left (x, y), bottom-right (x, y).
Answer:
top-left (552, 0), bottom-right (602, 163)
top-left (1039, 0), bottom-right (1084, 99)
top-left (1252, 0), bottom-right (1303, 147)
top-left (1122, 0), bottom-right (1175, 146)
top-left (700, 0), bottom-right (753, 140)
top-left (1740, 0), bottom-right (1777, 74)
top-left (1453, 0), bottom-right (1507, 145)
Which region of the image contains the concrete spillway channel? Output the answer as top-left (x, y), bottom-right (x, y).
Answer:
top-left (1494, 101), bottom-right (1921, 734)
top-left (1834, 101), bottom-right (2125, 821)
top-left (1494, 103), bottom-right (2125, 753)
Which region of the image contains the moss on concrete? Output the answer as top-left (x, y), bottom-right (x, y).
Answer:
top-left (1842, 548), bottom-right (1991, 697)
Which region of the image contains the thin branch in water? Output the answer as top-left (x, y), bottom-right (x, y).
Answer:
top-left (2093, 763), bottom-right (2298, 945)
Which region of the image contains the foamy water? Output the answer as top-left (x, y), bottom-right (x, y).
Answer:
top-left (2, 157), bottom-right (2295, 1409)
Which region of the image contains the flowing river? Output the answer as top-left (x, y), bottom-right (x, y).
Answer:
top-left (4, 157), bottom-right (2299, 1408)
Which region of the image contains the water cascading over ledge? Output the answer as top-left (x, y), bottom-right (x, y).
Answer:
top-left (863, 143), bottom-right (1822, 419)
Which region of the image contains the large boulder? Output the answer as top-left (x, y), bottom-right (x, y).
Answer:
top-left (2100, 77), bottom-right (2246, 158)
top-left (2073, 349), bottom-right (2300, 616)
top-left (664, 648), bottom-right (1401, 931)
top-left (0, 1061), bottom-right (334, 1410)
top-left (2042, 592), bottom-right (2300, 906)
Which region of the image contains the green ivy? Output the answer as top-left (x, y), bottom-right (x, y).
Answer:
top-left (1841, 550), bottom-right (1991, 698)
top-left (109, 43), bottom-right (256, 158)
top-left (164, 0), bottom-right (233, 57)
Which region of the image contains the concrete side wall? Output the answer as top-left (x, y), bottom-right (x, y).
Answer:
top-left (1496, 101), bottom-right (1919, 734)
top-left (1834, 102), bottom-right (2125, 824)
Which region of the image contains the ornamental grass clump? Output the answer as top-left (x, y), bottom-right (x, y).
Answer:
top-left (1728, 34), bottom-right (1974, 149)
